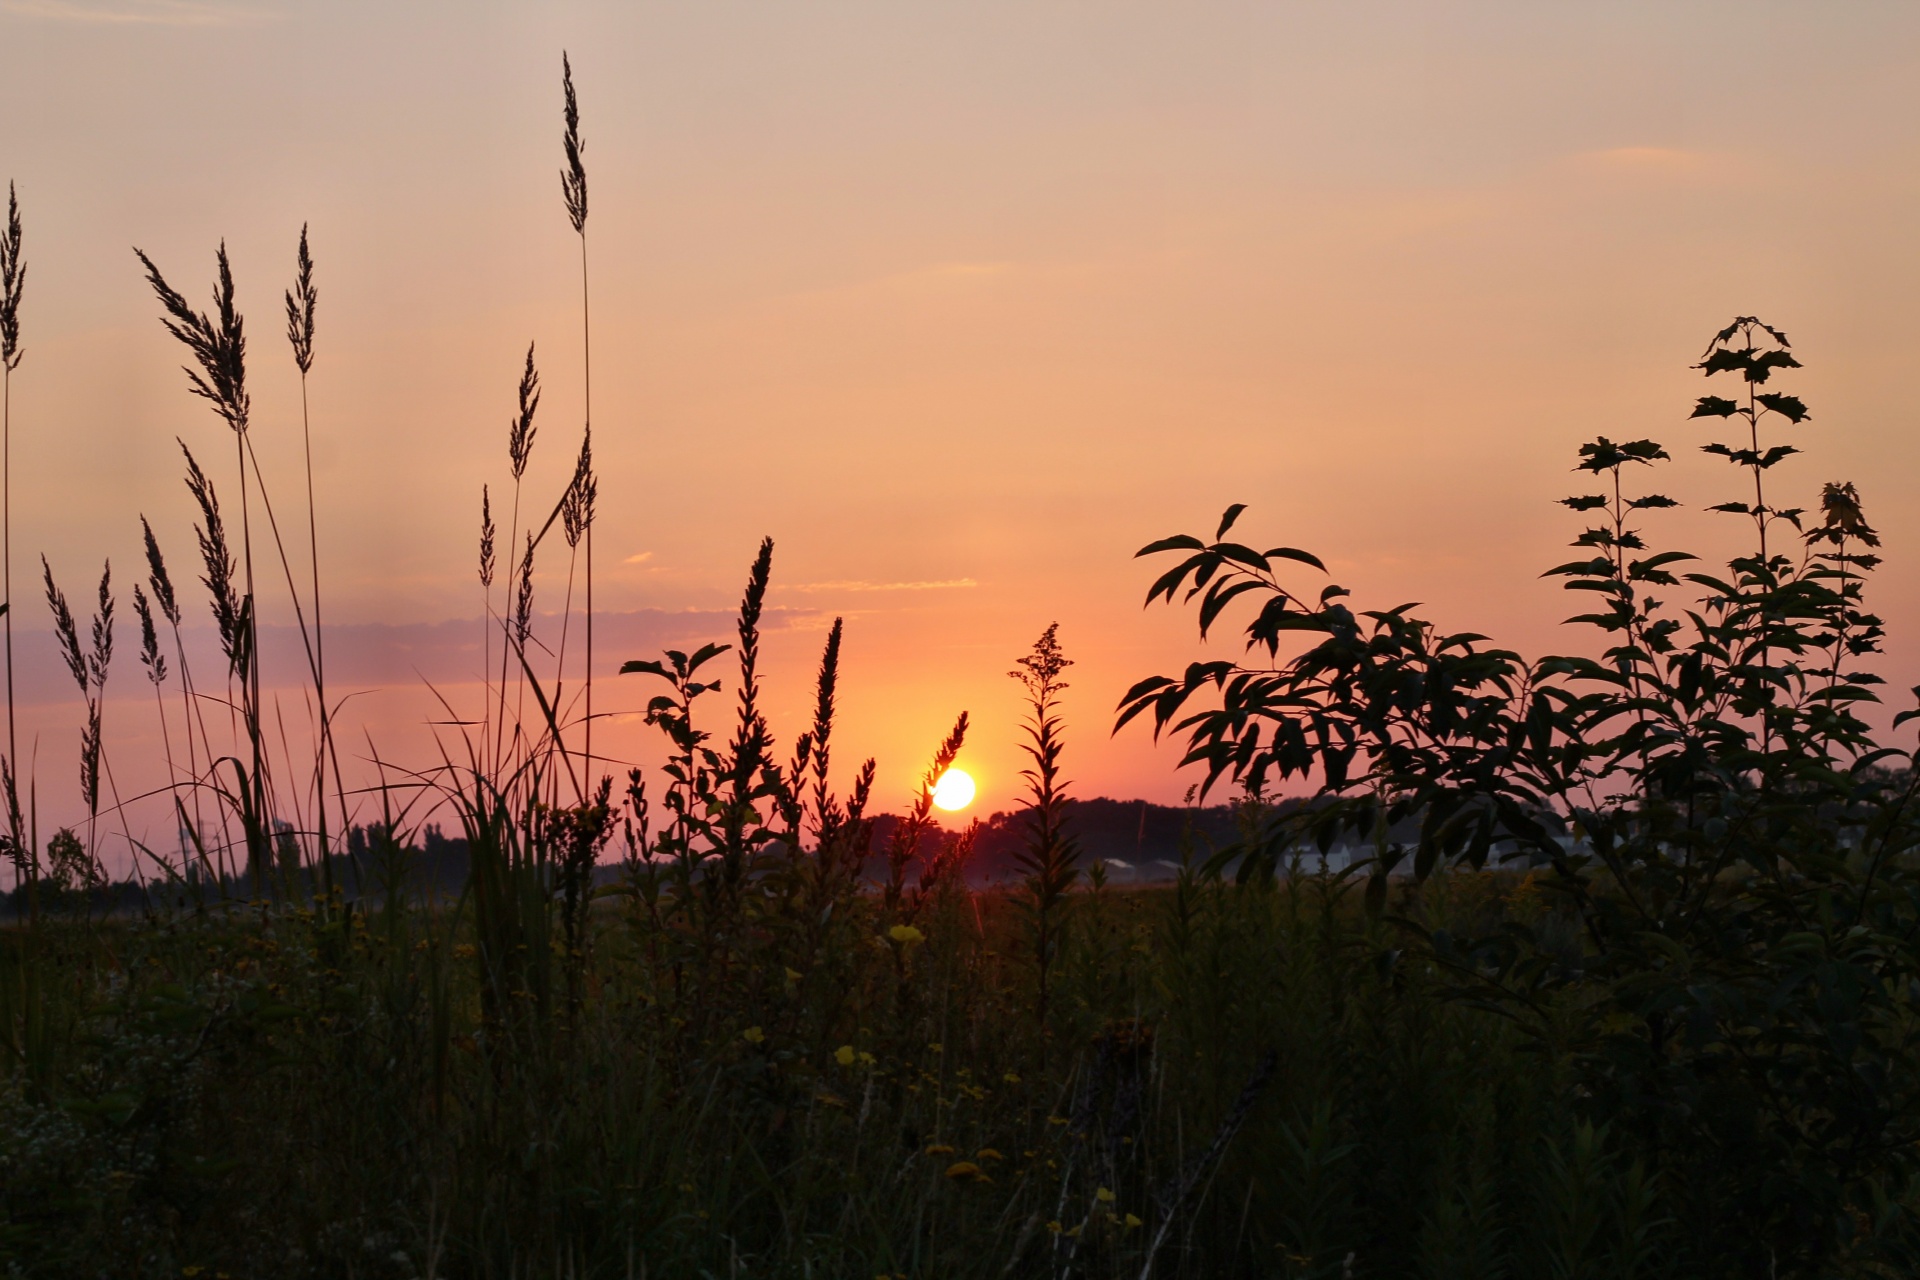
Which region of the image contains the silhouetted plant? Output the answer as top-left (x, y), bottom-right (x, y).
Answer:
top-left (559, 53), bottom-right (598, 783)
top-left (1, 182), bottom-right (24, 884)
top-left (40, 558), bottom-right (112, 882)
top-left (282, 223), bottom-right (341, 903)
top-left (1124, 317), bottom-right (1920, 1276)
top-left (881, 712), bottom-right (968, 918)
top-left (1011, 622), bottom-right (1079, 1032)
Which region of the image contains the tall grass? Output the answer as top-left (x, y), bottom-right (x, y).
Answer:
top-left (560, 52), bottom-right (597, 789)
top-left (1, 184), bottom-right (26, 902)
top-left (1010, 622), bottom-right (1079, 1040)
top-left (0, 820), bottom-right (1681, 1278)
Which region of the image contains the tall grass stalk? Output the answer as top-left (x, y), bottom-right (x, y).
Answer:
top-left (1011, 622), bottom-right (1078, 1036)
top-left (494, 345), bottom-right (540, 774)
top-left (143, 515), bottom-right (223, 885)
top-left (137, 246), bottom-right (273, 889)
top-left (39, 558), bottom-right (109, 882)
top-left (560, 53), bottom-right (594, 786)
top-left (283, 224), bottom-right (338, 902)
top-left (1, 184), bottom-right (25, 888)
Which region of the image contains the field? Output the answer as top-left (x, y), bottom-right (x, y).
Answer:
top-left (2, 855), bottom-right (1649, 1279)
top-left (4, 60), bottom-right (1920, 1280)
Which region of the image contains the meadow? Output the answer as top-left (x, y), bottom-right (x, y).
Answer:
top-left (4, 61), bottom-right (1920, 1280)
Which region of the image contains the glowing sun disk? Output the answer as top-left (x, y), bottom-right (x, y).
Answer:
top-left (932, 768), bottom-right (976, 812)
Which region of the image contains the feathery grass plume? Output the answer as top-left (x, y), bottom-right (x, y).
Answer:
top-left (555, 441), bottom-right (592, 759)
top-left (140, 516), bottom-right (180, 627)
top-left (561, 442), bottom-right (590, 551)
top-left (78, 704), bottom-right (101, 838)
top-left (134, 585), bottom-right (165, 686)
top-left (43, 558), bottom-right (109, 867)
top-left (141, 512), bottom-right (214, 869)
top-left (181, 442), bottom-right (244, 670)
top-left (510, 344), bottom-right (540, 481)
top-left (284, 224), bottom-right (315, 376)
top-left (0, 757), bottom-right (25, 888)
top-left (135, 245), bottom-right (250, 434)
top-left (42, 557), bottom-right (85, 695)
top-left (560, 55), bottom-right (597, 780)
top-left (479, 486), bottom-right (496, 589)
top-left (88, 563), bottom-right (113, 695)
top-left (141, 244), bottom-right (266, 869)
top-left (133, 578), bottom-right (182, 861)
top-left (83, 565), bottom-right (114, 856)
top-left (477, 484), bottom-right (496, 756)
top-left (2, 182), bottom-right (26, 864)
top-left (1010, 622), bottom-right (1078, 1033)
top-left (493, 346), bottom-right (540, 770)
top-left (0, 183), bottom-right (21, 374)
top-left (514, 534), bottom-right (535, 647)
top-left (560, 53), bottom-right (588, 235)
top-left (283, 221), bottom-right (338, 902)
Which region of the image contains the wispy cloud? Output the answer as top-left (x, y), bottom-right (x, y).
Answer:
top-left (786, 578), bottom-right (978, 594)
top-left (1, 0), bottom-right (267, 25)
top-left (622, 551), bottom-right (654, 565)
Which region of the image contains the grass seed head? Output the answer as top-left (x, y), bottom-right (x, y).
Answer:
top-left (284, 223), bottom-right (316, 375)
top-left (1, 181), bottom-right (23, 373)
top-left (561, 53), bottom-right (588, 235)
top-left (509, 343), bottom-right (540, 480)
top-left (136, 243), bottom-right (250, 434)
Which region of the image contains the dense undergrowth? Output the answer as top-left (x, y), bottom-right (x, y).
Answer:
top-left (0, 860), bottom-right (1641, 1280)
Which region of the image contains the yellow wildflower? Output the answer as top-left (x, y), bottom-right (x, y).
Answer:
top-left (944, 1160), bottom-right (990, 1182)
top-left (925, 1143), bottom-right (956, 1155)
top-left (975, 1148), bottom-right (1004, 1162)
top-left (742, 1026), bottom-right (765, 1044)
top-left (835, 1044), bottom-right (857, 1066)
top-left (887, 924), bottom-right (925, 946)
top-left (1095, 1186), bottom-right (1116, 1203)
top-left (1124, 1213), bottom-right (1143, 1229)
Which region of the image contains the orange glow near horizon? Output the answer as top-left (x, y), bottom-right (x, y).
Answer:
top-left (3, 4), bottom-right (1920, 848)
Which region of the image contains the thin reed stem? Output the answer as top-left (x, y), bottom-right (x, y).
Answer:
top-left (285, 225), bottom-right (338, 902)
top-left (2, 183), bottom-right (26, 884)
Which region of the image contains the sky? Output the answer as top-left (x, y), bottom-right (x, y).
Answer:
top-left (2, 1), bottom-right (1919, 850)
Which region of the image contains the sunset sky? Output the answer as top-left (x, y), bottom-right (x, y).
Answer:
top-left (2, 1), bottom-right (1920, 845)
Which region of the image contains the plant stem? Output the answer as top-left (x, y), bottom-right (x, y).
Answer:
top-left (580, 233), bottom-right (593, 789)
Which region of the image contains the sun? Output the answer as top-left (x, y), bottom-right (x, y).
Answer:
top-left (932, 767), bottom-right (976, 812)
